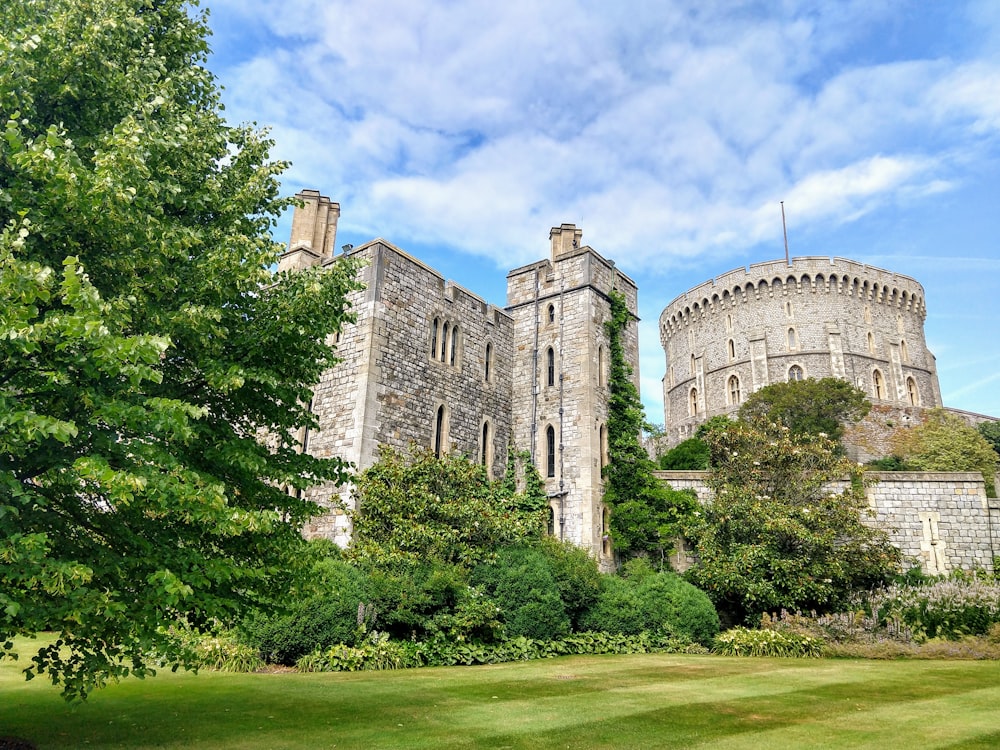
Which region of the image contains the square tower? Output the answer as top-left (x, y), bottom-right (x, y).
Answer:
top-left (507, 225), bottom-right (639, 568)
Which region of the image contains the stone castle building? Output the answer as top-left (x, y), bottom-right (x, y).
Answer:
top-left (279, 189), bottom-right (996, 573)
top-left (659, 258), bottom-right (943, 447)
top-left (280, 190), bottom-right (636, 568)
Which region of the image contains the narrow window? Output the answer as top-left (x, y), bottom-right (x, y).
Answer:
top-left (547, 347), bottom-right (555, 387)
top-left (441, 322), bottom-right (450, 362)
top-left (484, 342), bottom-right (492, 382)
top-left (901, 339), bottom-right (909, 363)
top-left (689, 388), bottom-right (699, 417)
top-left (907, 377), bottom-right (919, 406)
top-left (690, 354), bottom-right (696, 376)
top-left (599, 424), bottom-right (608, 467)
top-left (546, 425), bottom-right (556, 478)
top-left (481, 421), bottom-right (491, 471)
top-left (864, 306), bottom-right (872, 324)
top-left (726, 314), bottom-right (733, 332)
top-left (873, 370), bottom-right (885, 399)
top-left (434, 405), bottom-right (447, 457)
top-left (602, 507), bottom-right (611, 555)
top-left (727, 338), bottom-right (735, 361)
top-left (598, 345), bottom-right (605, 387)
top-left (787, 327), bottom-right (797, 350)
top-left (788, 365), bottom-right (804, 382)
top-left (431, 317), bottom-right (439, 358)
top-left (728, 375), bottom-right (741, 405)
top-left (868, 332), bottom-right (875, 354)
top-left (547, 303), bottom-right (555, 324)
top-left (450, 325), bottom-right (459, 366)
top-left (547, 506), bottom-right (555, 536)
top-left (786, 301), bottom-right (793, 317)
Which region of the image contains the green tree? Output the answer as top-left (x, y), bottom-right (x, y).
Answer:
top-left (602, 290), bottom-right (697, 565)
top-left (686, 420), bottom-right (900, 625)
top-left (1, 0), bottom-right (360, 699)
top-left (348, 446), bottom-right (546, 568)
top-left (738, 377), bottom-right (870, 448)
top-left (892, 409), bottom-right (999, 497)
top-left (978, 422), bottom-right (1000, 460)
top-left (658, 438), bottom-right (710, 470)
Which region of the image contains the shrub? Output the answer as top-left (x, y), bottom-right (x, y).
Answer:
top-left (579, 571), bottom-right (719, 645)
top-left (242, 559), bottom-right (368, 665)
top-left (472, 547), bottom-right (571, 640)
top-left (659, 438), bottom-right (710, 470)
top-left (713, 627), bottom-right (824, 658)
top-left (537, 537), bottom-right (602, 628)
top-left (869, 576), bottom-right (1000, 641)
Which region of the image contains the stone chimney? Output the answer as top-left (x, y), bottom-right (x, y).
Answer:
top-left (549, 223), bottom-right (583, 260)
top-left (278, 190), bottom-right (340, 272)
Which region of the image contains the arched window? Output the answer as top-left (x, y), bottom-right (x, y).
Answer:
top-left (727, 338), bottom-right (735, 361)
top-left (788, 365), bottom-right (804, 382)
top-left (728, 375), bottom-right (741, 405)
top-left (906, 377), bottom-right (920, 406)
top-left (690, 354), bottom-right (696, 376)
top-left (598, 345), bottom-right (605, 386)
top-left (548, 303), bottom-right (556, 324)
top-left (726, 314), bottom-right (733, 332)
top-left (786, 301), bottom-right (793, 317)
top-left (434, 405), bottom-right (447, 457)
top-left (602, 507), bottom-right (611, 556)
top-left (480, 421), bottom-right (493, 473)
top-left (449, 325), bottom-right (459, 365)
top-left (689, 388), bottom-right (699, 417)
top-left (546, 347), bottom-right (556, 387)
top-left (484, 342), bottom-right (492, 382)
top-left (787, 327), bottom-right (797, 350)
top-left (440, 322), bottom-right (450, 362)
top-left (900, 339), bottom-right (909, 363)
top-left (599, 424), bottom-right (608, 467)
top-left (545, 425), bottom-right (556, 478)
top-left (867, 332), bottom-right (875, 354)
top-left (430, 317), bottom-right (439, 358)
top-left (873, 369), bottom-right (885, 400)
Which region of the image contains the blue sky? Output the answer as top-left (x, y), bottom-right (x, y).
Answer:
top-left (203, 0), bottom-right (1000, 421)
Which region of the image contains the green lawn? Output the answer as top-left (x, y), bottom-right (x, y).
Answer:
top-left (3, 641), bottom-right (1000, 749)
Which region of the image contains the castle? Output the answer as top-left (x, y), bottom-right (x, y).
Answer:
top-left (281, 189), bottom-right (997, 574)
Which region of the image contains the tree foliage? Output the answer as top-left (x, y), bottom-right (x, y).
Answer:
top-left (977, 421), bottom-right (1000, 460)
top-left (602, 290), bottom-right (696, 564)
top-left (348, 446), bottom-right (546, 569)
top-left (1, 0), bottom-right (360, 699)
top-left (685, 420), bottom-right (900, 625)
top-left (658, 438), bottom-right (710, 470)
top-left (738, 377), bottom-right (870, 448)
top-left (892, 409), bottom-right (999, 497)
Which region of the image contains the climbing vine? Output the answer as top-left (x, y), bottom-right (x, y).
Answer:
top-left (603, 290), bottom-right (697, 567)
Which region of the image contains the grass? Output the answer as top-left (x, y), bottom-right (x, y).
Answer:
top-left (3, 638), bottom-right (1000, 749)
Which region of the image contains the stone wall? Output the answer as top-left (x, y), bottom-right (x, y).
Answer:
top-left (302, 238), bottom-right (514, 544)
top-left (655, 470), bottom-right (998, 574)
top-left (659, 257), bottom-right (942, 446)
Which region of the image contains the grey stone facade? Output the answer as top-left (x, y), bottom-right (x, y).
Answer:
top-left (656, 471), bottom-right (999, 574)
top-left (659, 257), bottom-right (943, 446)
top-left (283, 192), bottom-right (634, 561)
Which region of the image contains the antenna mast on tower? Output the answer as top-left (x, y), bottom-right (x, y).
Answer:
top-left (781, 201), bottom-right (790, 265)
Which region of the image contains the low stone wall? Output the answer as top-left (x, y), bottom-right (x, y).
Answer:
top-left (655, 470), bottom-right (998, 575)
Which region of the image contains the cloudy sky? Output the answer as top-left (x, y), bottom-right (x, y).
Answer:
top-left (204, 0), bottom-right (1000, 422)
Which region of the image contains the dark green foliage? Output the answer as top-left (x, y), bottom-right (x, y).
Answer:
top-left (0, 0), bottom-right (361, 699)
top-left (979, 422), bottom-right (1000, 458)
top-left (578, 569), bottom-right (720, 645)
top-left (472, 547), bottom-right (571, 640)
top-left (738, 377), bottom-right (870, 447)
top-left (658, 437), bottom-right (710, 470)
top-left (537, 537), bottom-right (602, 628)
top-left (603, 290), bottom-right (697, 563)
top-left (867, 455), bottom-right (915, 471)
top-left (686, 420), bottom-right (901, 625)
top-left (241, 558), bottom-right (367, 665)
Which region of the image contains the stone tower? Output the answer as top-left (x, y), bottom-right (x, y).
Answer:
top-left (507, 226), bottom-right (639, 569)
